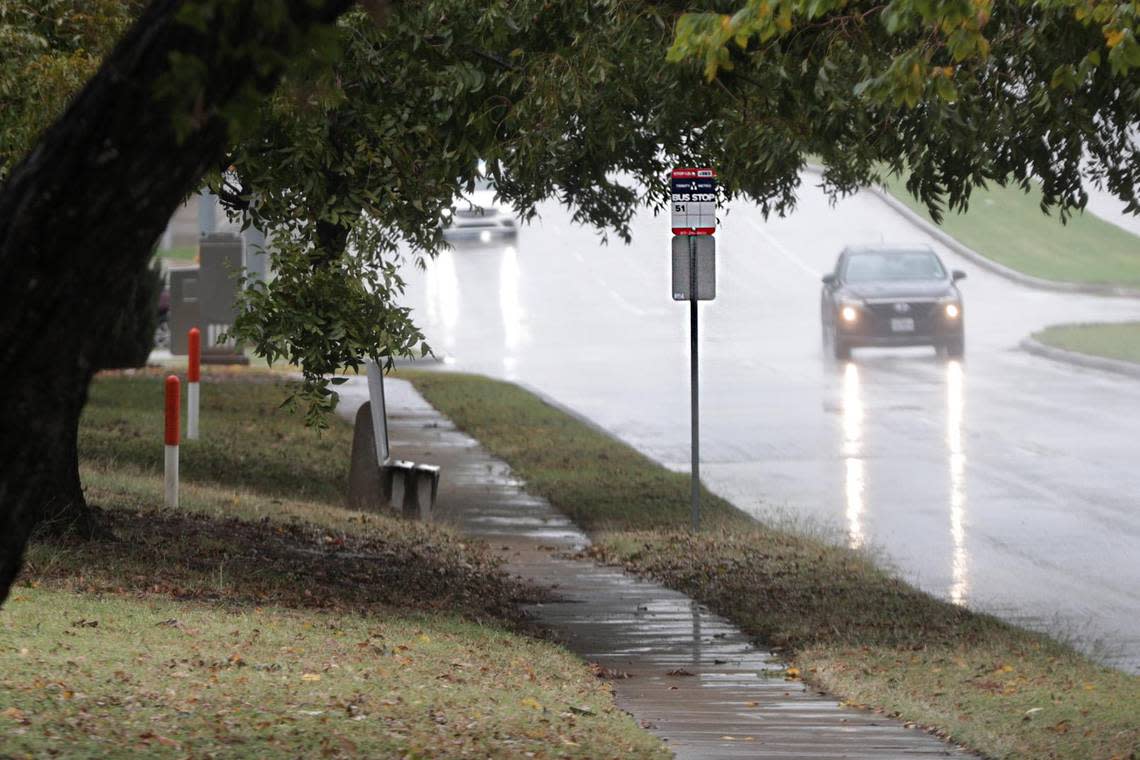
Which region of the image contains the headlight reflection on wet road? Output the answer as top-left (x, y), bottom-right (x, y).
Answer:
top-left (842, 362), bottom-right (866, 551)
top-left (947, 360), bottom-right (970, 606)
top-left (499, 245), bottom-right (528, 356)
top-left (424, 247), bottom-right (460, 353)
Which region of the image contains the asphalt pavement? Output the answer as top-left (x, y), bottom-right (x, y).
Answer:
top-left (397, 175), bottom-right (1140, 673)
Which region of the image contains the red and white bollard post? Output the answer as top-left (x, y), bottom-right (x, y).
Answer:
top-left (187, 327), bottom-right (200, 440)
top-left (165, 374), bottom-right (180, 508)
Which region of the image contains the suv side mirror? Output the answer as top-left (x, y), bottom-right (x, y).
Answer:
top-left (952, 270), bottom-right (967, 282)
top-left (821, 273), bottom-right (836, 286)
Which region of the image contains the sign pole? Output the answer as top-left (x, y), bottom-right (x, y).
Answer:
top-left (689, 236), bottom-right (700, 531)
top-left (670, 166), bottom-right (716, 533)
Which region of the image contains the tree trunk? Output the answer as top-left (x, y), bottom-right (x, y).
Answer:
top-left (0, 0), bottom-right (354, 604)
top-left (31, 260), bottom-right (163, 539)
top-left (31, 369), bottom-right (107, 540)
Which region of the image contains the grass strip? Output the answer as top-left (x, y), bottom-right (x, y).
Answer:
top-left (1033, 322), bottom-right (1140, 365)
top-left (881, 177), bottom-right (1140, 287)
top-left (1, 371), bottom-right (666, 759)
top-left (404, 369), bottom-right (1140, 760)
top-left (402, 371), bottom-right (753, 532)
top-left (157, 245), bottom-right (197, 262)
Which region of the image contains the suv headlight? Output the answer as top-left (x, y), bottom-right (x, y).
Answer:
top-left (838, 298), bottom-right (862, 322)
top-left (938, 297), bottom-right (961, 319)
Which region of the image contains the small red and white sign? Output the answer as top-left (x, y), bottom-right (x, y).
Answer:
top-left (671, 168), bottom-right (717, 235)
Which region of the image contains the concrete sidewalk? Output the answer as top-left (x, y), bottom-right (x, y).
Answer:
top-left (337, 378), bottom-right (967, 759)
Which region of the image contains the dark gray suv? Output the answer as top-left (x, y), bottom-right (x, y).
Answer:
top-left (821, 245), bottom-right (966, 360)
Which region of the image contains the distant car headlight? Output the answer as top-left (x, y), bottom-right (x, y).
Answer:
top-left (841, 305), bottom-right (859, 322)
top-left (944, 302), bottom-right (960, 319)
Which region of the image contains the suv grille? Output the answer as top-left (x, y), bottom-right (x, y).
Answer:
top-left (867, 302), bottom-right (935, 319)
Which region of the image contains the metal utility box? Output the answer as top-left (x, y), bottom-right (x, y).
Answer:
top-left (168, 233), bottom-right (247, 359)
top-left (671, 235), bottom-right (716, 301)
top-left (168, 266), bottom-right (201, 355)
top-left (198, 233), bottom-right (243, 351)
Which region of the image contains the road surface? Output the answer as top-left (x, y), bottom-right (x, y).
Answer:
top-left (398, 175), bottom-right (1140, 672)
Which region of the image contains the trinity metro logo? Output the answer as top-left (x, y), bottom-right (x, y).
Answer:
top-left (670, 168), bottom-right (717, 235)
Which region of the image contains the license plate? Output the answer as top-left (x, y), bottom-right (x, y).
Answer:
top-left (890, 317), bottom-right (915, 332)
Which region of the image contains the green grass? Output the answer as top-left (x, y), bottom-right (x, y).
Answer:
top-left (882, 176), bottom-right (1140, 287)
top-left (81, 368), bottom-right (350, 505)
top-left (403, 371), bottom-right (753, 532)
top-left (403, 369), bottom-right (1140, 760)
top-left (157, 245), bottom-right (197, 262)
top-left (1034, 322), bottom-right (1140, 365)
top-left (2, 371), bottom-right (666, 759)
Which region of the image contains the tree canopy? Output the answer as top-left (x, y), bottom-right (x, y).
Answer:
top-left (204, 0), bottom-right (1140, 417)
top-left (213, 1), bottom-right (727, 418)
top-left (0, 0), bottom-right (145, 180)
top-left (669, 0), bottom-right (1140, 217)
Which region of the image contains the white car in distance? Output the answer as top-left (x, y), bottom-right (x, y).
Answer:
top-left (441, 175), bottom-right (518, 241)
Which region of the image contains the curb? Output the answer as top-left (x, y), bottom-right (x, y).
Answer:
top-left (803, 165), bottom-right (1140, 299)
top-left (1020, 335), bottom-right (1140, 380)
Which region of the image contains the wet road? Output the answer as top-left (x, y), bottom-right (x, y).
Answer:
top-left (398, 176), bottom-right (1140, 672)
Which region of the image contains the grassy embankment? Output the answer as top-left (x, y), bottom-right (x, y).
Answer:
top-left (881, 175), bottom-right (1140, 287)
top-left (1, 370), bottom-right (666, 759)
top-left (405, 369), bottom-right (1140, 760)
top-left (1032, 322), bottom-right (1140, 365)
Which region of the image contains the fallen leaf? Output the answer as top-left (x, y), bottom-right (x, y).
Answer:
top-left (588, 663), bottom-right (631, 680)
top-left (785, 667), bottom-right (801, 679)
top-left (301, 673), bottom-right (321, 682)
top-left (2, 707), bottom-right (29, 725)
top-left (520, 697), bottom-right (543, 710)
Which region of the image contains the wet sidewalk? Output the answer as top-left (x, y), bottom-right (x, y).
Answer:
top-left (337, 378), bottom-right (966, 759)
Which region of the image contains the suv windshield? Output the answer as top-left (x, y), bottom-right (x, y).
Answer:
top-left (843, 251), bottom-right (946, 282)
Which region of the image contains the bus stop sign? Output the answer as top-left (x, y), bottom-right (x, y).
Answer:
top-left (671, 168), bottom-right (717, 235)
